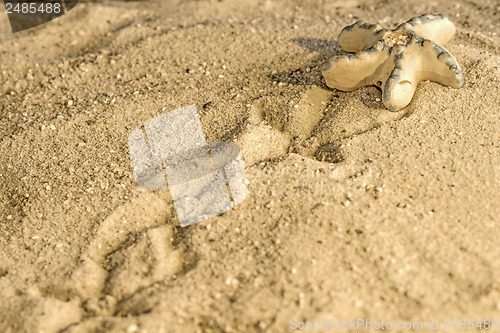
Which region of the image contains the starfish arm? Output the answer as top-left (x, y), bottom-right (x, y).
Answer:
top-left (398, 14), bottom-right (456, 45)
top-left (418, 38), bottom-right (464, 88)
top-left (338, 21), bottom-right (387, 52)
top-left (382, 38), bottom-right (464, 111)
top-left (321, 41), bottom-right (390, 91)
top-left (382, 49), bottom-right (421, 111)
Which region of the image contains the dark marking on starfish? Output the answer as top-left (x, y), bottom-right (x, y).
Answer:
top-left (394, 52), bottom-right (404, 62)
top-left (360, 23), bottom-right (376, 29)
top-left (344, 24), bottom-right (355, 31)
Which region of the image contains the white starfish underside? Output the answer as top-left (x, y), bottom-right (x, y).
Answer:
top-left (321, 14), bottom-right (464, 111)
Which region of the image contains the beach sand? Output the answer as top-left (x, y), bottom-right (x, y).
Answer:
top-left (0, 0), bottom-right (499, 332)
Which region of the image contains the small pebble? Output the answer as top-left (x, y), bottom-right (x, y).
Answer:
top-left (126, 324), bottom-right (138, 333)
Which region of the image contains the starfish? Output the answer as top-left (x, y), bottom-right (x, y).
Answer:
top-left (320, 14), bottom-right (464, 111)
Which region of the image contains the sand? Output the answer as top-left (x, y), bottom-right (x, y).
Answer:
top-left (0, 0), bottom-right (499, 332)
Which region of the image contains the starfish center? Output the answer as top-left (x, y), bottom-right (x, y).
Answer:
top-left (383, 31), bottom-right (411, 47)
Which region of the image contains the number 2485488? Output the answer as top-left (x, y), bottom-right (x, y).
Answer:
top-left (443, 319), bottom-right (498, 330)
top-left (5, 2), bottom-right (62, 14)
